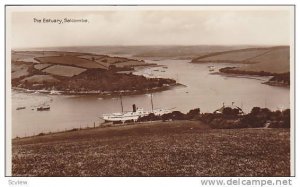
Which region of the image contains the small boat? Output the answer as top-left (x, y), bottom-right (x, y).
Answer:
top-left (16, 106), bottom-right (26, 110)
top-left (37, 105), bottom-right (50, 111)
top-left (50, 90), bottom-right (61, 95)
top-left (208, 66), bottom-right (215, 72)
top-left (143, 69), bottom-right (154, 77)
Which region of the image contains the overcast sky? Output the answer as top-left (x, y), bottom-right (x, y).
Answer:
top-left (9, 7), bottom-right (293, 48)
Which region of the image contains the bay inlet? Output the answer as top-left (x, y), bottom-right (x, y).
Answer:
top-left (12, 59), bottom-right (290, 138)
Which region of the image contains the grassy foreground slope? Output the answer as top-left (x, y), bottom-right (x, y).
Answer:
top-left (12, 121), bottom-right (290, 176)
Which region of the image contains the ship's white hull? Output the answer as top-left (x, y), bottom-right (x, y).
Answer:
top-left (102, 108), bottom-right (171, 123)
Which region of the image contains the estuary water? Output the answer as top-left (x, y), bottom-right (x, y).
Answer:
top-left (12, 59), bottom-right (290, 137)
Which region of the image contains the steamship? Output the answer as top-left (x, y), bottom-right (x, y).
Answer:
top-left (102, 94), bottom-right (171, 123)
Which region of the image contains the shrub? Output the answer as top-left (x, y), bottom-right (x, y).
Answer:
top-left (161, 111), bottom-right (186, 121)
top-left (186, 108), bottom-right (200, 119)
top-left (251, 107), bottom-right (261, 115)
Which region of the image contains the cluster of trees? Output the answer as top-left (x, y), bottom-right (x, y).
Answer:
top-left (61, 69), bottom-right (176, 92)
top-left (266, 72), bottom-right (290, 86)
top-left (200, 107), bottom-right (290, 129)
top-left (13, 67), bottom-right (177, 93)
top-left (219, 67), bottom-right (276, 76)
top-left (219, 67), bottom-right (290, 86)
top-left (137, 108), bottom-right (200, 122)
top-left (114, 106), bottom-right (290, 130)
top-left (240, 107), bottom-right (290, 128)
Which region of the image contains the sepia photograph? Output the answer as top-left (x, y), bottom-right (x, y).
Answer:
top-left (6, 5), bottom-right (294, 177)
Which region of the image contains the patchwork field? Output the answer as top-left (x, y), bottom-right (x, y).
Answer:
top-left (11, 50), bottom-right (175, 93)
top-left (78, 55), bottom-right (107, 61)
top-left (33, 63), bottom-right (52, 70)
top-left (192, 48), bottom-right (270, 63)
top-left (42, 65), bottom-right (87, 77)
top-left (11, 51), bottom-right (46, 62)
top-left (191, 46), bottom-right (290, 74)
top-left (20, 75), bottom-right (60, 84)
top-left (11, 61), bottom-right (32, 79)
top-left (238, 47), bottom-right (290, 73)
top-left (12, 121), bottom-right (290, 177)
top-left (35, 56), bottom-right (107, 69)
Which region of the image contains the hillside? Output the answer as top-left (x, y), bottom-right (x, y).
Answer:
top-left (12, 50), bottom-right (148, 70)
top-left (237, 47), bottom-right (290, 73)
top-left (12, 121), bottom-right (290, 176)
top-left (25, 45), bottom-right (251, 60)
top-left (11, 51), bottom-right (176, 95)
top-left (191, 46), bottom-right (290, 74)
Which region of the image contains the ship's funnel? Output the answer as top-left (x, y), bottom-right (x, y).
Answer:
top-left (132, 104), bottom-right (137, 112)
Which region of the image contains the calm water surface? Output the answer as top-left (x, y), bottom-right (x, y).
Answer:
top-left (12, 59), bottom-right (290, 137)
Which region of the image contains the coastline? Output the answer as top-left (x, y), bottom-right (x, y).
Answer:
top-left (12, 82), bottom-right (185, 97)
top-left (211, 71), bottom-right (290, 88)
top-left (262, 81), bottom-right (290, 88)
top-left (210, 71), bottom-right (273, 81)
top-left (215, 67), bottom-right (290, 88)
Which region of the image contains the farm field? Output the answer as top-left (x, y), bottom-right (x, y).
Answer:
top-left (191, 46), bottom-right (290, 74)
top-left (238, 47), bottom-right (290, 73)
top-left (42, 65), bottom-right (87, 77)
top-left (33, 63), bottom-right (52, 70)
top-left (192, 48), bottom-right (270, 63)
top-left (35, 56), bottom-right (107, 69)
top-left (11, 62), bottom-right (31, 79)
top-left (12, 121), bottom-right (290, 176)
top-left (11, 50), bottom-right (175, 94)
top-left (20, 75), bottom-right (60, 84)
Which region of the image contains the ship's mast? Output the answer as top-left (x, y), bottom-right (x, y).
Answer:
top-left (150, 93), bottom-right (154, 112)
top-left (120, 94), bottom-right (124, 113)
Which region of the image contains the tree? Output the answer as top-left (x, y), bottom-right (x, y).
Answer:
top-left (223, 107), bottom-right (233, 115)
top-left (251, 107), bottom-right (261, 115)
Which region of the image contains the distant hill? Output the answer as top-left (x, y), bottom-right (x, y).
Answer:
top-left (237, 47), bottom-right (290, 73)
top-left (191, 46), bottom-right (290, 74)
top-left (20, 45), bottom-right (255, 60)
top-left (192, 46), bottom-right (290, 73)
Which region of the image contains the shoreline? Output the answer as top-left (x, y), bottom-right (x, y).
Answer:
top-left (13, 104), bottom-right (290, 140)
top-left (210, 71), bottom-right (272, 81)
top-left (212, 70), bottom-right (290, 88)
top-left (262, 81), bottom-right (290, 88)
top-left (12, 83), bottom-right (185, 97)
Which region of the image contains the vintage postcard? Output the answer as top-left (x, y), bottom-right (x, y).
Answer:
top-left (5, 5), bottom-right (294, 177)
